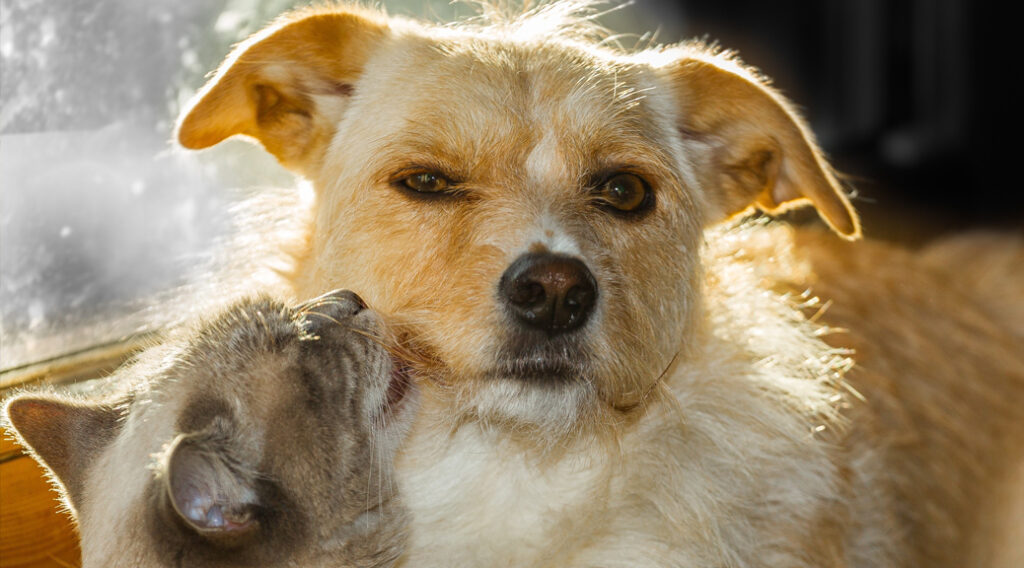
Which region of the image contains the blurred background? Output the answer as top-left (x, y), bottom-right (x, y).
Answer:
top-left (1, 0), bottom-right (1017, 370)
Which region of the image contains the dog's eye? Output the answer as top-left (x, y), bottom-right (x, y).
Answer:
top-left (402, 172), bottom-right (450, 193)
top-left (596, 173), bottom-right (651, 213)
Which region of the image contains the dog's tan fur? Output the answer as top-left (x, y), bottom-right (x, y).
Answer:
top-left (175, 3), bottom-right (1024, 566)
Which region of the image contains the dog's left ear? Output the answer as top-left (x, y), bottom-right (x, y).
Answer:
top-left (659, 50), bottom-right (861, 239)
top-left (176, 8), bottom-right (388, 174)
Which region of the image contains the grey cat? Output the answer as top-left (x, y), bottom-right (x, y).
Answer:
top-left (3, 289), bottom-right (417, 567)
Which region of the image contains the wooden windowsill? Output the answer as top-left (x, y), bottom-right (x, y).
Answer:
top-left (1, 332), bottom-right (155, 391)
top-left (1, 334), bottom-right (152, 568)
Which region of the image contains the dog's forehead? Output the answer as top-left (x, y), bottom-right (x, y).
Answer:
top-left (346, 32), bottom-right (676, 178)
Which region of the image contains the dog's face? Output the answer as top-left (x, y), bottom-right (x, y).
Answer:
top-left (302, 33), bottom-right (707, 430)
top-left (177, 4), bottom-right (859, 433)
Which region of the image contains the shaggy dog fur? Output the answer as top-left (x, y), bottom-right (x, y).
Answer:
top-left (29, 2), bottom-right (1024, 566)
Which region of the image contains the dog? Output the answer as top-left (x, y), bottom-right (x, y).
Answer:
top-left (4, 290), bottom-right (416, 567)
top-left (175, 2), bottom-right (1024, 566)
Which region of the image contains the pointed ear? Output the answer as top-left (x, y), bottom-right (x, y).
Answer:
top-left (659, 48), bottom-right (861, 239)
top-left (3, 395), bottom-right (121, 507)
top-left (176, 7), bottom-right (389, 173)
top-left (163, 433), bottom-right (259, 546)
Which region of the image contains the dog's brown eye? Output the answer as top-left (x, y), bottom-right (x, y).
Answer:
top-left (403, 172), bottom-right (449, 193)
top-left (597, 173), bottom-right (650, 212)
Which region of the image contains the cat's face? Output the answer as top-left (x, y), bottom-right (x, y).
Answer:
top-left (5, 290), bottom-right (416, 567)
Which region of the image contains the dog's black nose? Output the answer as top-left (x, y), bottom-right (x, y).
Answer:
top-left (499, 253), bottom-right (597, 334)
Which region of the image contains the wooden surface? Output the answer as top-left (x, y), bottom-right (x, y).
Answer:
top-left (1, 335), bottom-right (142, 568)
top-left (0, 431), bottom-right (81, 568)
top-left (1, 332), bottom-right (153, 391)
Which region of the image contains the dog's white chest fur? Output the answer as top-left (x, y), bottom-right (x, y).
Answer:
top-left (396, 423), bottom-right (612, 567)
top-left (393, 359), bottom-right (846, 567)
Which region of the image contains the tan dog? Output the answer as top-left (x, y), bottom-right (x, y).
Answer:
top-left (176, 3), bottom-right (1024, 566)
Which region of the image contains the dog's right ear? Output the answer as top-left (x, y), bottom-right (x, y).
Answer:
top-left (3, 395), bottom-right (122, 511)
top-left (655, 47), bottom-right (861, 239)
top-left (176, 7), bottom-right (388, 174)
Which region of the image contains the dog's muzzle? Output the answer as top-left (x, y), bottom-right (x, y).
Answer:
top-left (499, 252), bottom-right (597, 335)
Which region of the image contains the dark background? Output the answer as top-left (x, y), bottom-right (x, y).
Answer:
top-left (660, 0), bottom-right (1019, 242)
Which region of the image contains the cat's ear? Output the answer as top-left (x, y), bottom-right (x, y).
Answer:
top-left (164, 432), bottom-right (260, 545)
top-left (3, 395), bottom-right (121, 510)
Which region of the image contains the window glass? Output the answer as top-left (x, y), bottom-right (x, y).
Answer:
top-left (1, 0), bottom-right (302, 369)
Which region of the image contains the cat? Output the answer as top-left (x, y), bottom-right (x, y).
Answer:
top-left (3, 289), bottom-right (417, 567)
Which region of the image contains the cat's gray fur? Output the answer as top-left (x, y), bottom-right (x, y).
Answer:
top-left (3, 289), bottom-right (415, 567)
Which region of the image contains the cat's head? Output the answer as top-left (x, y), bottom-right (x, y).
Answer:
top-left (4, 289), bottom-right (416, 567)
